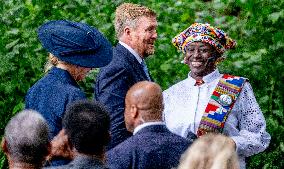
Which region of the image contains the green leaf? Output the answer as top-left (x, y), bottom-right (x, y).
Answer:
top-left (12, 102), bottom-right (25, 115)
top-left (5, 39), bottom-right (20, 50)
top-left (268, 10), bottom-right (284, 23)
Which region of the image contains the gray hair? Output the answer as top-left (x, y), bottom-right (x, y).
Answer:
top-left (4, 110), bottom-right (49, 165)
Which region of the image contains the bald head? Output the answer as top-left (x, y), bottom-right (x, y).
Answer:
top-left (124, 81), bottom-right (164, 132)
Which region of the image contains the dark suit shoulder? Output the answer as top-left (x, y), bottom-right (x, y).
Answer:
top-left (97, 45), bottom-right (132, 81)
top-left (101, 44), bottom-right (133, 70)
top-left (135, 125), bottom-right (191, 145)
top-left (108, 125), bottom-right (190, 154)
top-left (44, 156), bottom-right (107, 169)
top-left (106, 125), bottom-right (191, 169)
top-left (107, 135), bottom-right (136, 154)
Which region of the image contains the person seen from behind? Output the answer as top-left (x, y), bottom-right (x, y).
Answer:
top-left (25, 20), bottom-right (113, 166)
top-left (45, 100), bottom-right (110, 169)
top-left (1, 110), bottom-right (50, 169)
top-left (178, 133), bottom-right (239, 169)
top-left (107, 81), bottom-right (191, 169)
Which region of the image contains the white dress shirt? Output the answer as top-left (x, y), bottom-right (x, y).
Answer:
top-left (163, 69), bottom-right (271, 169)
top-left (133, 122), bottom-right (165, 135)
top-left (119, 41), bottom-right (142, 63)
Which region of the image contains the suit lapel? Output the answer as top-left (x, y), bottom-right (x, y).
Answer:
top-left (115, 44), bottom-right (152, 81)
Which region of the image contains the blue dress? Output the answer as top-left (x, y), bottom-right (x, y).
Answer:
top-left (25, 67), bottom-right (86, 139)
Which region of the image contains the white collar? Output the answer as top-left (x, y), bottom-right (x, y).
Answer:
top-left (187, 69), bottom-right (221, 84)
top-left (133, 121), bottom-right (165, 135)
top-left (119, 41), bottom-right (143, 64)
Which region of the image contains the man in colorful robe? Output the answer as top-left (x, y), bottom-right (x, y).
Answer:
top-left (163, 23), bottom-right (270, 169)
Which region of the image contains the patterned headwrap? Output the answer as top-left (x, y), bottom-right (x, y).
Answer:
top-left (172, 23), bottom-right (236, 54)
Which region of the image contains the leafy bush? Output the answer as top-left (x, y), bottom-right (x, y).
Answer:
top-left (1, 0), bottom-right (283, 168)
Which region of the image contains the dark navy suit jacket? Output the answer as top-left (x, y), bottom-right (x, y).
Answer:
top-left (95, 43), bottom-right (152, 150)
top-left (45, 155), bottom-right (107, 169)
top-left (106, 124), bottom-right (191, 169)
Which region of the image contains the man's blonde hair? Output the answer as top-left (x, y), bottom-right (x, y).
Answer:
top-left (114, 3), bottom-right (156, 38)
top-left (178, 133), bottom-right (240, 169)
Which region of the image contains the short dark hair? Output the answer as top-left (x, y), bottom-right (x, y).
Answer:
top-left (63, 100), bottom-right (110, 155)
top-left (4, 110), bottom-right (49, 165)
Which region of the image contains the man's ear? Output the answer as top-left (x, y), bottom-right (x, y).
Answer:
top-left (47, 142), bottom-right (52, 156)
top-left (1, 137), bottom-right (8, 154)
top-left (124, 27), bottom-right (131, 36)
top-left (123, 26), bottom-right (133, 42)
top-left (130, 105), bottom-right (138, 118)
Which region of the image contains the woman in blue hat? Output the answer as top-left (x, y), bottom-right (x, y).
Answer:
top-left (25, 20), bottom-right (112, 165)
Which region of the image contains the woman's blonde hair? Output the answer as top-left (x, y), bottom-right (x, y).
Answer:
top-left (44, 53), bottom-right (60, 72)
top-left (178, 133), bottom-right (239, 169)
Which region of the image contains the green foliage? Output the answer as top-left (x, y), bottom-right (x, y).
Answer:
top-left (0, 0), bottom-right (283, 168)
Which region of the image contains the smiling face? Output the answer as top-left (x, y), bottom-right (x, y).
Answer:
top-left (130, 16), bottom-right (157, 58)
top-left (184, 42), bottom-right (218, 80)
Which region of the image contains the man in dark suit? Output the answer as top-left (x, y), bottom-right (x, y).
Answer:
top-left (46, 100), bottom-right (110, 169)
top-left (95, 3), bottom-right (158, 150)
top-left (107, 81), bottom-right (192, 169)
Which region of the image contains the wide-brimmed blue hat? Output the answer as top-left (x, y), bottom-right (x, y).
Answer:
top-left (38, 20), bottom-right (113, 68)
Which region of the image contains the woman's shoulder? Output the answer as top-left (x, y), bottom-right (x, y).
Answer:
top-left (29, 73), bottom-right (82, 95)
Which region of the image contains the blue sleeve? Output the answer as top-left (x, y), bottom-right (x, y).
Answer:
top-left (96, 66), bottom-right (131, 114)
top-left (106, 146), bottom-right (132, 169)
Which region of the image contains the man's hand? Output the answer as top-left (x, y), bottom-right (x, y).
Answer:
top-left (47, 129), bottom-right (74, 161)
